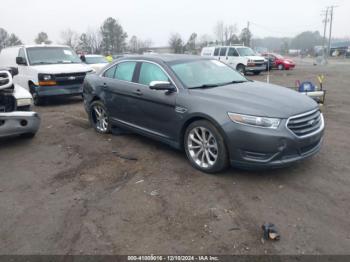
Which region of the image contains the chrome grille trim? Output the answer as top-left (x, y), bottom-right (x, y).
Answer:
top-left (286, 109), bottom-right (325, 138)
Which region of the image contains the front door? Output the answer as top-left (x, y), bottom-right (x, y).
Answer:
top-left (133, 62), bottom-right (178, 139)
top-left (101, 61), bottom-right (140, 124)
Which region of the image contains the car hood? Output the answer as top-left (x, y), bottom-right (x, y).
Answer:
top-left (30, 63), bottom-right (92, 74)
top-left (246, 55), bottom-right (265, 60)
top-left (188, 81), bottom-right (318, 118)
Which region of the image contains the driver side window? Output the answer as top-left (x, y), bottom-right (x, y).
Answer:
top-left (138, 62), bottom-right (169, 86)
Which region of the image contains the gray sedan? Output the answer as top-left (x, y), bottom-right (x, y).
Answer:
top-left (83, 55), bottom-right (324, 173)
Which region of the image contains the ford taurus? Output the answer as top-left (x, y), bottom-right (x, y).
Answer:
top-left (83, 55), bottom-right (324, 173)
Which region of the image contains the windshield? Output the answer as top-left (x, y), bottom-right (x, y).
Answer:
top-left (27, 47), bottom-right (81, 65)
top-left (85, 56), bottom-right (108, 64)
top-left (170, 59), bottom-right (247, 89)
top-left (236, 47), bottom-right (256, 56)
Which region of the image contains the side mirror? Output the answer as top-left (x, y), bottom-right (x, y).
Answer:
top-left (149, 81), bottom-right (176, 92)
top-left (0, 70), bottom-right (14, 89)
top-left (16, 57), bottom-right (27, 66)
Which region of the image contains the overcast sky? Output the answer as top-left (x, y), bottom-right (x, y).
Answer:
top-left (1, 0), bottom-right (349, 46)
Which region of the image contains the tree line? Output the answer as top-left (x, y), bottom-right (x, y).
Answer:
top-left (0, 17), bottom-right (332, 55)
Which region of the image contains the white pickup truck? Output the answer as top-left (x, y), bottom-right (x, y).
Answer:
top-left (0, 68), bottom-right (40, 138)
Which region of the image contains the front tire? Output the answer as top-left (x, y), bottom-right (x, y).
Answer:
top-left (236, 64), bottom-right (246, 75)
top-left (184, 120), bottom-right (229, 173)
top-left (29, 84), bottom-right (45, 106)
top-left (278, 64), bottom-right (285, 70)
top-left (89, 100), bottom-right (111, 134)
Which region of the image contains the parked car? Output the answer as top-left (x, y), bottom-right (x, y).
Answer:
top-left (201, 46), bottom-right (266, 75)
top-left (262, 53), bottom-right (296, 70)
top-left (83, 55), bottom-right (324, 173)
top-left (0, 67), bottom-right (40, 138)
top-left (81, 54), bottom-right (109, 72)
top-left (0, 44), bottom-right (93, 105)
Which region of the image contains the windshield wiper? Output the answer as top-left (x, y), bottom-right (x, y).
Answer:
top-left (31, 62), bottom-right (55, 65)
top-left (189, 84), bottom-right (220, 89)
top-left (219, 80), bottom-right (248, 86)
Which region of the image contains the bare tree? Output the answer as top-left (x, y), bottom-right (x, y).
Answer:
top-left (34, 32), bottom-right (51, 44)
top-left (86, 28), bottom-right (102, 54)
top-left (60, 29), bottom-right (79, 49)
top-left (214, 21), bottom-right (224, 45)
top-left (224, 24), bottom-right (238, 45)
top-left (198, 34), bottom-right (214, 48)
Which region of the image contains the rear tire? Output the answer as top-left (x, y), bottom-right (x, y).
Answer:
top-left (89, 100), bottom-right (111, 134)
top-left (184, 120), bottom-right (229, 174)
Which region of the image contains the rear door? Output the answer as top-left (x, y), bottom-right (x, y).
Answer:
top-left (101, 61), bottom-right (139, 124)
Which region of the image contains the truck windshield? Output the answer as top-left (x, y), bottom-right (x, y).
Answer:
top-left (170, 59), bottom-right (247, 89)
top-left (27, 47), bottom-right (81, 65)
top-left (236, 47), bottom-right (256, 56)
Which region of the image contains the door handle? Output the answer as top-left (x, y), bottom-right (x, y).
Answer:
top-left (132, 89), bottom-right (143, 96)
top-left (102, 83), bottom-right (107, 89)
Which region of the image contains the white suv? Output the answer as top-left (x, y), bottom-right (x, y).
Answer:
top-left (201, 45), bottom-right (266, 75)
top-left (0, 44), bottom-right (93, 105)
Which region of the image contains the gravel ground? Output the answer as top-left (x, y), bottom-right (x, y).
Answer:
top-left (1, 58), bottom-right (350, 255)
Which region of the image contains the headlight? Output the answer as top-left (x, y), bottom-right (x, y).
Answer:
top-left (17, 98), bottom-right (33, 107)
top-left (38, 74), bottom-right (53, 81)
top-left (228, 112), bottom-right (280, 129)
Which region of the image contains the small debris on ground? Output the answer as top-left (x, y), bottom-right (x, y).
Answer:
top-left (228, 227), bottom-right (240, 231)
top-left (112, 150), bottom-right (138, 161)
top-left (135, 180), bottom-right (144, 184)
top-left (150, 190), bottom-right (159, 196)
top-left (262, 223), bottom-right (281, 241)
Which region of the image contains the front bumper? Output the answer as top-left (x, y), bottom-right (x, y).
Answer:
top-left (35, 84), bottom-right (83, 97)
top-left (245, 65), bottom-right (266, 72)
top-left (223, 115), bottom-right (324, 169)
top-left (0, 111), bottom-right (41, 138)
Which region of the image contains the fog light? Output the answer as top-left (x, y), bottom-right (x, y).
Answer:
top-left (20, 120), bottom-right (28, 126)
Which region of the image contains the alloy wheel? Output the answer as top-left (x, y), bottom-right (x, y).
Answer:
top-left (92, 104), bottom-right (109, 132)
top-left (187, 127), bottom-right (218, 169)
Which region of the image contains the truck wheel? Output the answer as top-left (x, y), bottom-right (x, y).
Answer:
top-left (236, 64), bottom-right (246, 75)
top-left (29, 84), bottom-right (44, 106)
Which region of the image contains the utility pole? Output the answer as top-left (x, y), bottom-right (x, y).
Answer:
top-left (327, 6), bottom-right (338, 58)
top-left (322, 8), bottom-right (329, 61)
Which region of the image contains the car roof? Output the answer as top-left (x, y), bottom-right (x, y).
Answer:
top-left (118, 54), bottom-right (211, 64)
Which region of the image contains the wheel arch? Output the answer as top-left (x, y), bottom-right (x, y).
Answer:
top-left (179, 114), bottom-right (230, 154)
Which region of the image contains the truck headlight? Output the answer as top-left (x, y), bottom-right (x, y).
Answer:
top-left (17, 98), bottom-right (33, 107)
top-left (228, 112), bottom-right (280, 129)
top-left (38, 74), bottom-right (53, 81)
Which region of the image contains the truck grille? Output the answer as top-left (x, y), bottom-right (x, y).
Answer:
top-left (0, 94), bottom-right (16, 112)
top-left (54, 72), bottom-right (87, 86)
top-left (287, 110), bottom-right (323, 137)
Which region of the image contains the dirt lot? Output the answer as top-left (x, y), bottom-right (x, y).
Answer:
top-left (1, 58), bottom-right (350, 255)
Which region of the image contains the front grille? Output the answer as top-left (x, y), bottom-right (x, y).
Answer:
top-left (54, 72), bottom-right (87, 86)
top-left (0, 94), bottom-right (16, 112)
top-left (287, 110), bottom-right (323, 137)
